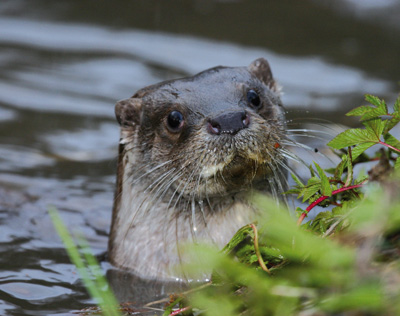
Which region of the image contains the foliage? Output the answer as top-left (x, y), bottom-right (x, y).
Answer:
top-left (163, 94), bottom-right (400, 316)
top-left (288, 94), bottom-right (400, 227)
top-left (51, 94), bottom-right (400, 316)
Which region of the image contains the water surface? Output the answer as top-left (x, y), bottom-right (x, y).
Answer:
top-left (0, 1), bottom-right (399, 315)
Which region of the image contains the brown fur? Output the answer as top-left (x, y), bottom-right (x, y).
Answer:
top-left (108, 58), bottom-right (287, 281)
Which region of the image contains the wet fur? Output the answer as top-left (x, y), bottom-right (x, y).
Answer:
top-left (108, 58), bottom-right (288, 281)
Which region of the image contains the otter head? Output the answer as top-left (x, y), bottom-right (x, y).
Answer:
top-left (109, 58), bottom-right (287, 280)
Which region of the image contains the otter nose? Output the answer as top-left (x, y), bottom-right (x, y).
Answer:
top-left (207, 111), bottom-right (250, 135)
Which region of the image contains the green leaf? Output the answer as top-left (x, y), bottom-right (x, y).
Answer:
top-left (328, 128), bottom-right (377, 149)
top-left (284, 188), bottom-right (301, 195)
top-left (350, 142), bottom-right (375, 161)
top-left (346, 105), bottom-right (373, 117)
top-left (308, 164), bottom-right (316, 177)
top-left (324, 167), bottom-right (336, 175)
top-left (334, 155), bottom-right (348, 181)
top-left (365, 94), bottom-right (387, 113)
top-left (355, 168), bottom-right (368, 185)
top-left (222, 225), bottom-right (253, 255)
top-left (307, 176), bottom-right (321, 186)
top-left (308, 211), bottom-right (337, 234)
top-left (291, 173), bottom-right (304, 187)
top-left (302, 184), bottom-right (321, 203)
top-left (295, 207), bottom-right (305, 218)
top-left (315, 162), bottom-right (332, 196)
top-left (345, 150), bottom-right (353, 187)
top-left (345, 95), bottom-right (388, 121)
top-left (394, 95), bottom-right (400, 113)
top-left (363, 118), bottom-right (386, 139)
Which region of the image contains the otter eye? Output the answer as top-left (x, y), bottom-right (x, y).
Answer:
top-left (247, 89), bottom-right (261, 108)
top-left (167, 111), bottom-right (184, 131)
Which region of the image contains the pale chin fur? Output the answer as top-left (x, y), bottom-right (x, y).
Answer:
top-left (111, 152), bottom-right (260, 281)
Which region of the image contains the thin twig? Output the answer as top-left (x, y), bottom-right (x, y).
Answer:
top-left (250, 223), bottom-right (270, 274)
top-left (144, 282), bottom-right (212, 307)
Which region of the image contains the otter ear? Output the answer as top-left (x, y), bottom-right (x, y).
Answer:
top-left (115, 98), bottom-right (142, 127)
top-left (248, 58), bottom-right (278, 92)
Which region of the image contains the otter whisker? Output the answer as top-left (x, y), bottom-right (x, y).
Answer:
top-left (190, 197), bottom-right (198, 243)
top-left (287, 128), bottom-right (334, 137)
top-left (120, 169), bottom-right (178, 243)
top-left (152, 170), bottom-right (185, 208)
top-left (191, 163), bottom-right (214, 242)
top-left (281, 138), bottom-right (337, 165)
top-left (131, 159), bottom-right (177, 186)
top-left (264, 151), bottom-right (288, 204)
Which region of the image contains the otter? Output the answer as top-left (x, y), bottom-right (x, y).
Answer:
top-left (108, 58), bottom-right (288, 281)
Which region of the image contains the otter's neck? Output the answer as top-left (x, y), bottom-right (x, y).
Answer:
top-left (108, 157), bottom-right (259, 281)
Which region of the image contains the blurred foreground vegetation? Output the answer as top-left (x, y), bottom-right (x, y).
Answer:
top-left (164, 94), bottom-right (400, 316)
top-left (52, 95), bottom-right (400, 316)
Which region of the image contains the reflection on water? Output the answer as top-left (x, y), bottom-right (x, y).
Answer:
top-left (0, 0), bottom-right (399, 315)
top-left (0, 17), bottom-right (393, 116)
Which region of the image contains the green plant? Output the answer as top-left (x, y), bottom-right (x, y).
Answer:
top-left (49, 207), bottom-right (122, 316)
top-left (163, 94), bottom-right (400, 316)
top-left (50, 94), bottom-right (400, 316)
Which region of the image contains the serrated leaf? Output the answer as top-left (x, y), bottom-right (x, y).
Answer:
top-left (345, 149), bottom-right (353, 187)
top-left (308, 211), bottom-right (336, 233)
top-left (302, 184), bottom-right (321, 203)
top-left (291, 173), bottom-right (304, 187)
top-left (325, 167), bottom-right (336, 175)
top-left (363, 118), bottom-right (386, 139)
top-left (346, 95), bottom-right (388, 121)
top-left (284, 188), bottom-right (301, 195)
top-left (351, 142), bottom-right (375, 161)
top-left (328, 128), bottom-right (377, 149)
top-left (222, 225), bottom-right (253, 254)
top-left (361, 109), bottom-right (387, 121)
top-left (308, 165), bottom-right (316, 177)
top-left (334, 155), bottom-right (348, 181)
top-left (315, 162), bottom-right (332, 196)
top-left (307, 176), bottom-right (321, 186)
top-left (365, 94), bottom-right (387, 113)
top-left (346, 105), bottom-right (373, 117)
top-left (355, 175), bottom-right (368, 185)
top-left (394, 95), bottom-right (400, 113)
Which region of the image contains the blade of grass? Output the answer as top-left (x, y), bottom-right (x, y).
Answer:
top-left (77, 235), bottom-right (121, 314)
top-left (48, 206), bottom-right (121, 316)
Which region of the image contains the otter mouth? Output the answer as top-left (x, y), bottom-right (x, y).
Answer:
top-left (196, 154), bottom-right (270, 195)
top-left (221, 155), bottom-right (268, 183)
top-left (201, 151), bottom-right (269, 180)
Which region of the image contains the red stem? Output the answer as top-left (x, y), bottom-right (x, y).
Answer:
top-left (296, 184), bottom-right (363, 226)
top-left (170, 306), bottom-right (191, 316)
top-left (379, 141), bottom-right (400, 153)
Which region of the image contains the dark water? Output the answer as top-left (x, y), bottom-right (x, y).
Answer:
top-left (0, 0), bottom-right (399, 315)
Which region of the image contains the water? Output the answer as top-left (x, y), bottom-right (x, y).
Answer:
top-left (0, 0), bottom-right (399, 315)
